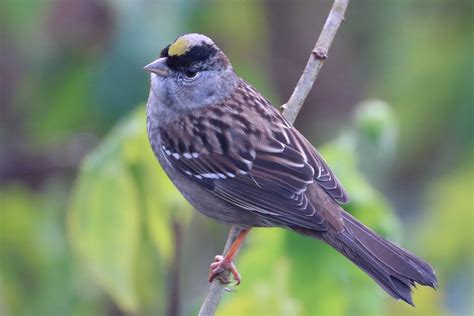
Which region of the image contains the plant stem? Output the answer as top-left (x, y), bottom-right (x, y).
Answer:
top-left (281, 0), bottom-right (350, 123)
top-left (198, 1), bottom-right (350, 315)
top-left (197, 226), bottom-right (241, 316)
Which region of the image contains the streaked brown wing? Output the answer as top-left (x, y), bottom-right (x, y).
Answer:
top-left (159, 79), bottom-right (348, 231)
top-left (283, 127), bottom-right (350, 204)
top-left (160, 130), bottom-right (329, 231)
top-left (242, 81), bottom-right (350, 204)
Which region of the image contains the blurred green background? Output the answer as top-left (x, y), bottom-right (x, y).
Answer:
top-left (1, 0), bottom-right (472, 315)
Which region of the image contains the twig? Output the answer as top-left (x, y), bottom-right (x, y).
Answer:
top-left (198, 226), bottom-right (241, 316)
top-left (198, 1), bottom-right (350, 315)
top-left (281, 0), bottom-right (350, 123)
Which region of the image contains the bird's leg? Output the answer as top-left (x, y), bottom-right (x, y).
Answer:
top-left (208, 228), bottom-right (250, 285)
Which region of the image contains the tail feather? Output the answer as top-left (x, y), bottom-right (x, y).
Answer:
top-left (316, 211), bottom-right (438, 305)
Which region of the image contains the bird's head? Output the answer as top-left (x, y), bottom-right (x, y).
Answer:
top-left (145, 33), bottom-right (238, 112)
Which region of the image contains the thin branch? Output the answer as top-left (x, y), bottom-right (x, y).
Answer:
top-left (281, 0), bottom-right (350, 123)
top-left (198, 226), bottom-right (241, 316)
top-left (198, 1), bottom-right (350, 315)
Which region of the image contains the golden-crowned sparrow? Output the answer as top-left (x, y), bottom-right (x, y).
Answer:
top-left (144, 33), bottom-right (437, 305)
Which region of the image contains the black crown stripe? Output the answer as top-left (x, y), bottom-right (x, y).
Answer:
top-left (165, 43), bottom-right (217, 70)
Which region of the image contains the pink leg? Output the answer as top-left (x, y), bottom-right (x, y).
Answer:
top-left (208, 229), bottom-right (250, 285)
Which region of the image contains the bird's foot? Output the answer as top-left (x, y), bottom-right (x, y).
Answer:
top-left (208, 255), bottom-right (241, 285)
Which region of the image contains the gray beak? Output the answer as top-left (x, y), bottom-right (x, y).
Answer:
top-left (144, 57), bottom-right (170, 77)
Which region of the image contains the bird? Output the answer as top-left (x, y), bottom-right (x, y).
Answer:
top-left (144, 33), bottom-right (438, 305)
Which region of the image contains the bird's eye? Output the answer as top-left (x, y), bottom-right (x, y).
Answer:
top-left (184, 70), bottom-right (198, 79)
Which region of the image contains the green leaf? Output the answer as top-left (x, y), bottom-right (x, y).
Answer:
top-left (69, 161), bottom-right (140, 313)
top-left (67, 108), bottom-right (194, 313)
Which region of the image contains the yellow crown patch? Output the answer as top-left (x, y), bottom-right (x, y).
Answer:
top-left (168, 37), bottom-right (190, 56)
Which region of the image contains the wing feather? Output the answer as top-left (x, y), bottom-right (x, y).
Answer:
top-left (284, 128), bottom-right (350, 203)
top-left (158, 80), bottom-right (348, 231)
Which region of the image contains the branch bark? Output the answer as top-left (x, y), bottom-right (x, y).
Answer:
top-left (198, 1), bottom-right (350, 315)
top-left (281, 0), bottom-right (350, 123)
top-left (197, 226), bottom-right (242, 316)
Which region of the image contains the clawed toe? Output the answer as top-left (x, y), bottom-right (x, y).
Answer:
top-left (208, 255), bottom-right (241, 285)
top-left (207, 229), bottom-right (249, 286)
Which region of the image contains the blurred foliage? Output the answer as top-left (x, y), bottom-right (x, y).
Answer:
top-left (68, 109), bottom-right (193, 314)
top-left (0, 0), bottom-right (472, 316)
top-left (369, 1), bottom-right (473, 173)
top-left (0, 184), bottom-right (104, 316)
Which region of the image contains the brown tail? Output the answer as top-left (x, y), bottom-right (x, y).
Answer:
top-left (312, 211), bottom-right (438, 305)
